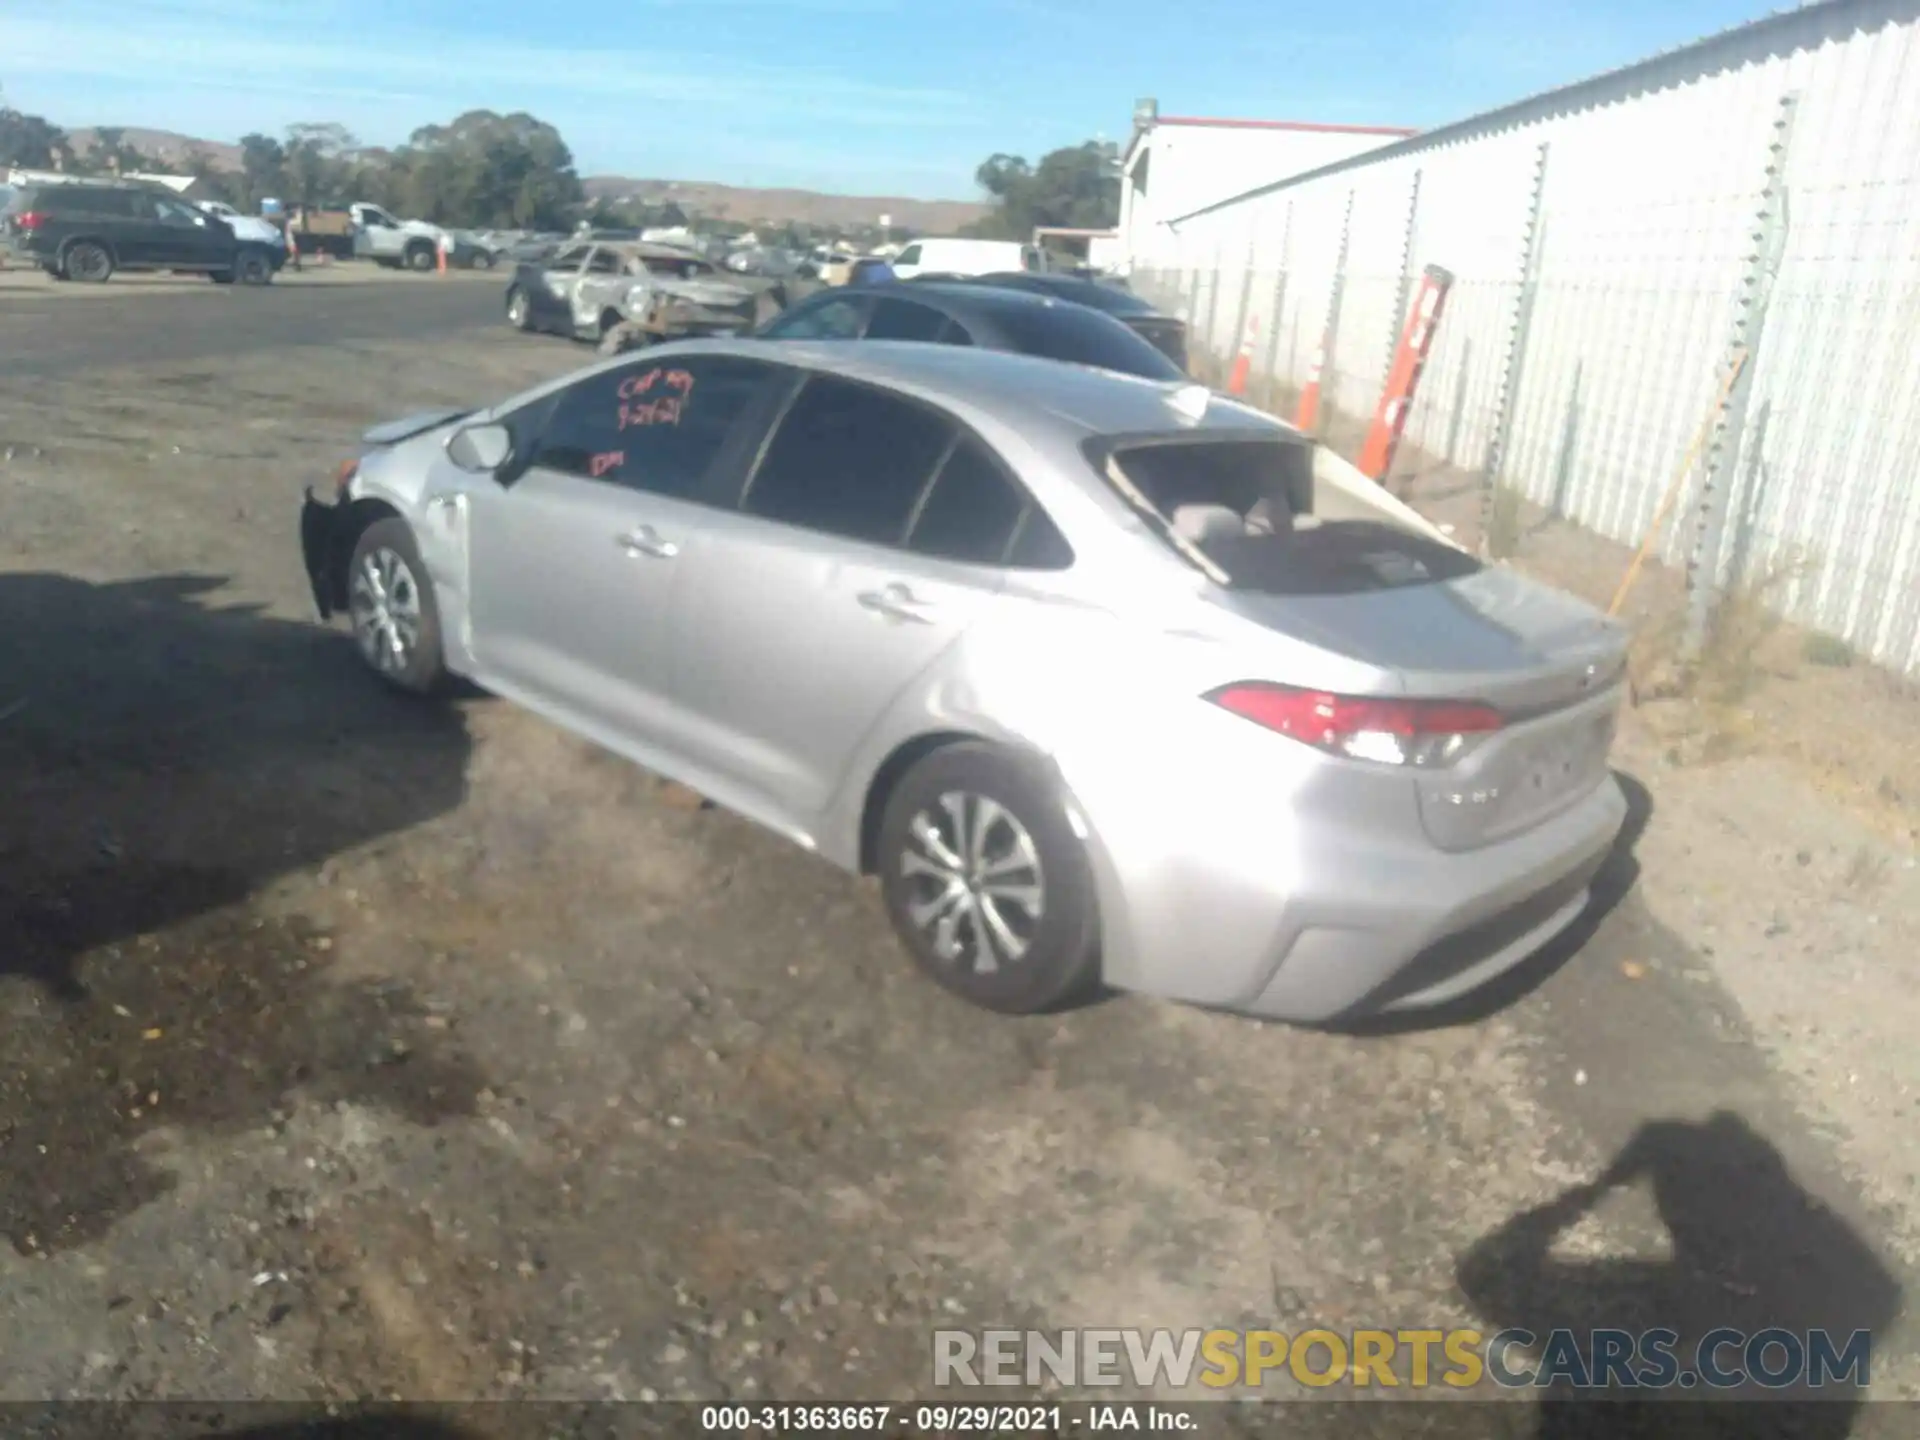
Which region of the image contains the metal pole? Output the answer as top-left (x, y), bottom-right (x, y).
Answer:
top-left (1261, 199), bottom-right (1295, 401)
top-left (1479, 140), bottom-right (1550, 557)
top-left (1684, 90), bottom-right (1799, 659)
top-left (1387, 169), bottom-right (1423, 388)
top-left (1321, 188), bottom-right (1356, 432)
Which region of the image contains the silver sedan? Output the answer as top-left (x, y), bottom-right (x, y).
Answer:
top-left (299, 339), bottom-right (1628, 1020)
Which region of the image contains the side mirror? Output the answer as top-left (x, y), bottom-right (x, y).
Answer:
top-left (445, 422), bottom-right (512, 474)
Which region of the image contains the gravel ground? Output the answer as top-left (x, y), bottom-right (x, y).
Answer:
top-left (0, 283), bottom-right (1915, 1436)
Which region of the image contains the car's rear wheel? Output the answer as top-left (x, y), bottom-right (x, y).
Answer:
top-left (346, 518), bottom-right (445, 696)
top-left (505, 285), bottom-right (533, 330)
top-left (62, 241), bottom-right (114, 283)
top-left (405, 241), bottom-right (437, 272)
top-left (877, 743), bottom-right (1101, 1014)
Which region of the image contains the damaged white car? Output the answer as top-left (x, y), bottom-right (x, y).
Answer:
top-left (503, 238), bottom-right (787, 353)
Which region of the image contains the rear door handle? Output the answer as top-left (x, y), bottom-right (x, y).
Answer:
top-left (857, 582), bottom-right (932, 624)
top-left (616, 525), bottom-right (678, 559)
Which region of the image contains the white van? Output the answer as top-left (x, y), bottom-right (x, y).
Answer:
top-left (892, 237), bottom-right (1043, 280)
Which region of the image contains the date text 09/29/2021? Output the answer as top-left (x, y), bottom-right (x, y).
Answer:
top-left (700, 1406), bottom-right (1192, 1433)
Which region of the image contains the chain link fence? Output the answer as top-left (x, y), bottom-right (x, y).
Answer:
top-left (1133, 1), bottom-right (1920, 677)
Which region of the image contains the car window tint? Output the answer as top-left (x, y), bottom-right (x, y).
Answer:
top-left (744, 376), bottom-right (953, 545)
top-left (530, 356), bottom-right (777, 499)
top-left (1005, 506), bottom-right (1074, 569)
top-left (906, 438), bottom-right (1028, 565)
top-left (896, 244), bottom-right (922, 266)
top-left (761, 294), bottom-right (865, 340)
top-left (587, 249), bottom-right (622, 274)
top-left (547, 248), bottom-right (586, 273)
top-left (866, 298), bottom-right (949, 342)
top-left (989, 301), bottom-right (1185, 380)
top-left (936, 318), bottom-right (973, 346)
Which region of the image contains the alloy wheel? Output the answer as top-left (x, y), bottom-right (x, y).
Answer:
top-left (349, 546), bottom-right (423, 675)
top-left (898, 791), bottom-right (1046, 976)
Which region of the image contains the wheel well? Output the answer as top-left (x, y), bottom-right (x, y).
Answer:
top-left (857, 730), bottom-right (981, 875)
top-left (323, 497), bottom-right (403, 612)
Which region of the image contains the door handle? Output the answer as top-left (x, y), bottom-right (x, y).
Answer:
top-left (425, 493), bottom-right (461, 512)
top-left (857, 582), bottom-right (932, 624)
top-left (615, 525), bottom-right (679, 559)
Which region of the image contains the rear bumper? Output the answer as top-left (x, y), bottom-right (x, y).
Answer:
top-left (1061, 705), bottom-right (1629, 1024)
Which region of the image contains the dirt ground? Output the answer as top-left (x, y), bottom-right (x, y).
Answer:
top-left (1, 282), bottom-right (1917, 1434)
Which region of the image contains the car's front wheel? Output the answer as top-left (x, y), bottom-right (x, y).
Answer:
top-left (346, 518), bottom-right (446, 695)
top-left (505, 285), bottom-right (533, 330)
top-left (235, 247), bottom-right (273, 285)
top-left (877, 743), bottom-right (1101, 1014)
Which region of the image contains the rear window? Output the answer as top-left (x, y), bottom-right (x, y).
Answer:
top-left (989, 301), bottom-right (1185, 381)
top-left (1092, 435), bottom-right (1478, 595)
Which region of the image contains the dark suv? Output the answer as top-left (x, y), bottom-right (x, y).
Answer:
top-left (2, 182), bottom-right (278, 285)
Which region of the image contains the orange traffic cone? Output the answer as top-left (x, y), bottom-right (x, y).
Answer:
top-left (436, 237), bottom-right (448, 276)
top-left (1294, 341), bottom-right (1326, 433)
top-left (1227, 313), bottom-right (1259, 396)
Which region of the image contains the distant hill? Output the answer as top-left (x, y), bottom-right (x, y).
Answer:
top-left (61, 126), bottom-right (987, 231)
top-left (582, 175), bottom-right (986, 233)
top-left (68, 127), bottom-right (243, 171)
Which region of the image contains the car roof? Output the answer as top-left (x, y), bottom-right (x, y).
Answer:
top-left (966, 272), bottom-right (1158, 315)
top-left (862, 280), bottom-right (1097, 325)
top-left (669, 336), bottom-right (1286, 445)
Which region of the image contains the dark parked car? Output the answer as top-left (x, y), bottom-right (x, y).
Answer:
top-left (947, 271), bottom-right (1188, 370)
top-left (754, 282), bottom-right (1188, 382)
top-left (1, 181), bottom-right (279, 285)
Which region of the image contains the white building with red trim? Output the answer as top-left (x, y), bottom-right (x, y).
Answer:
top-left (1117, 99), bottom-right (1413, 269)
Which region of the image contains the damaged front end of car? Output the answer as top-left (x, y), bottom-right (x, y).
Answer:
top-left (300, 407), bottom-right (472, 619)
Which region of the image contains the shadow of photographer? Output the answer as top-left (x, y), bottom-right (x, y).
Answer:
top-left (1457, 1110), bottom-right (1902, 1438)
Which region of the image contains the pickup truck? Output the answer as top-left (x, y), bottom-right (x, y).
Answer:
top-left (350, 203), bottom-right (454, 271)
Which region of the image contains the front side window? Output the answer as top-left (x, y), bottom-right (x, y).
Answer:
top-left (742, 376), bottom-right (953, 545)
top-left (586, 248), bottom-right (622, 275)
top-left (895, 243), bottom-right (923, 267)
top-left (760, 294), bottom-right (865, 340)
top-left (528, 356), bottom-right (780, 499)
top-left (546, 245), bottom-right (588, 274)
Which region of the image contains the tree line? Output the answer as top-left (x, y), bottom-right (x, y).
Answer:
top-left (4, 86), bottom-right (1120, 242)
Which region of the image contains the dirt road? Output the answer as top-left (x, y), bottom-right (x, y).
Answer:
top-left (0, 282), bottom-right (1914, 1433)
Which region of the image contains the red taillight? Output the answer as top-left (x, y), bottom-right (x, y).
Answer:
top-left (1206, 682), bottom-right (1502, 768)
top-left (15, 211), bottom-right (47, 233)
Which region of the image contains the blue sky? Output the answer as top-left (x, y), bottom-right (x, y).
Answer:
top-left (3, 0), bottom-right (1772, 199)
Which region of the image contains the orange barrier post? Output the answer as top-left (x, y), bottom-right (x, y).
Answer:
top-left (1357, 264), bottom-right (1455, 482)
top-left (1293, 341), bottom-right (1327, 432)
top-left (436, 236), bottom-right (449, 276)
top-left (1227, 313), bottom-right (1259, 396)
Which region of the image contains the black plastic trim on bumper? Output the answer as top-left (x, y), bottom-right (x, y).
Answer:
top-left (300, 488), bottom-right (343, 620)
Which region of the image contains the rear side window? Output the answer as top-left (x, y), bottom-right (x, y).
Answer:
top-left (761, 294), bottom-right (865, 340)
top-left (990, 302), bottom-right (1184, 381)
top-left (907, 438), bottom-right (1073, 570)
top-left (529, 355), bottom-right (778, 499)
top-left (866, 298), bottom-right (949, 341)
top-left (744, 376), bottom-right (953, 544)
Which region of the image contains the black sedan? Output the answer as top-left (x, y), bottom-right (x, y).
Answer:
top-left (946, 271), bottom-right (1188, 370)
top-left (752, 281), bottom-right (1187, 382)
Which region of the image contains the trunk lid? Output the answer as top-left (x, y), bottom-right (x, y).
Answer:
top-left (1205, 524), bottom-right (1628, 851)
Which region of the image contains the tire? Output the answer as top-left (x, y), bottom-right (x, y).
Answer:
top-left (474, 251), bottom-right (496, 271)
top-left (62, 240), bottom-right (114, 283)
top-left (405, 242), bottom-right (436, 273)
top-left (505, 285), bottom-right (533, 331)
top-left (345, 518), bottom-right (446, 696)
top-left (235, 247), bottom-right (273, 286)
top-left (876, 743), bottom-right (1101, 1014)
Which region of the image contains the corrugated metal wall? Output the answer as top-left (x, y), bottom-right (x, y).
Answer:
top-left (1132, 0), bottom-right (1920, 675)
